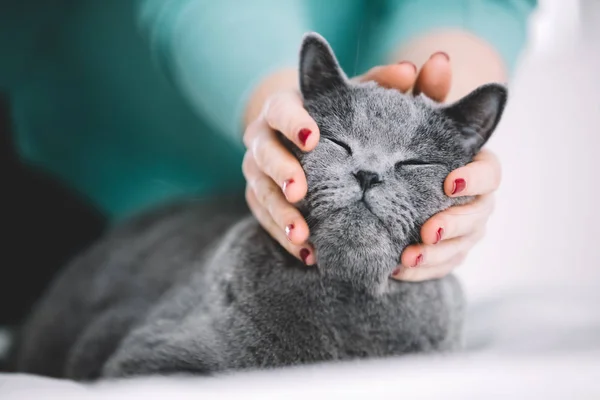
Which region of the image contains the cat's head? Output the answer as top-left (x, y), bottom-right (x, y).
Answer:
top-left (293, 33), bottom-right (507, 287)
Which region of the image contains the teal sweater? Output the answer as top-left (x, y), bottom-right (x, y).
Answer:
top-left (0, 0), bottom-right (536, 221)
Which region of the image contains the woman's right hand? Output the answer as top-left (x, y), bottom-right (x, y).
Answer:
top-left (242, 54), bottom-right (451, 266)
top-left (243, 72), bottom-right (320, 265)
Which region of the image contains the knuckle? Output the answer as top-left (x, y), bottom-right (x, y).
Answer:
top-left (268, 157), bottom-right (301, 188)
top-left (265, 197), bottom-right (287, 222)
top-left (258, 181), bottom-right (279, 207)
top-left (266, 157), bottom-right (293, 183)
top-left (252, 136), bottom-right (271, 167)
top-left (280, 163), bottom-right (301, 182)
top-left (245, 187), bottom-right (257, 209)
top-left (265, 93), bottom-right (288, 124)
top-left (241, 152), bottom-right (254, 178)
top-left (255, 182), bottom-right (270, 205)
top-left (243, 119), bottom-right (261, 146)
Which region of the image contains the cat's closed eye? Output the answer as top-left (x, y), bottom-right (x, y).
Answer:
top-left (394, 159), bottom-right (445, 172)
top-left (322, 136), bottom-right (352, 156)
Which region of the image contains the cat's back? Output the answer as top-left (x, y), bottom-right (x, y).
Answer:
top-left (13, 195), bottom-right (248, 378)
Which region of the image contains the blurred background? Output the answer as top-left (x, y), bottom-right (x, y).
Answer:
top-left (457, 0), bottom-right (600, 354)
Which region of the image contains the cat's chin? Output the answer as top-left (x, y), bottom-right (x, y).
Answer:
top-left (310, 208), bottom-right (401, 288)
top-left (314, 246), bottom-right (399, 290)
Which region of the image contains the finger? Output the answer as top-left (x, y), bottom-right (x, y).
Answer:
top-left (399, 229), bottom-right (484, 270)
top-left (445, 149), bottom-right (502, 197)
top-left (246, 124), bottom-right (307, 203)
top-left (245, 187), bottom-right (315, 265)
top-left (413, 52), bottom-right (452, 102)
top-left (419, 194), bottom-right (495, 244)
top-left (392, 252), bottom-right (466, 282)
top-left (356, 62), bottom-right (417, 92)
top-left (263, 91), bottom-right (320, 151)
top-left (244, 155), bottom-right (310, 245)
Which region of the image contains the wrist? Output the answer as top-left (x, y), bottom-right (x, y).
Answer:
top-left (389, 29), bottom-right (507, 103)
top-left (243, 68), bottom-right (298, 129)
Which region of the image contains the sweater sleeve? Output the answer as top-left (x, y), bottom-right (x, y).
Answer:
top-left (136, 0), bottom-right (312, 144)
top-left (374, 0), bottom-right (538, 75)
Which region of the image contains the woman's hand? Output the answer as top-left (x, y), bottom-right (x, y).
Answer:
top-left (394, 149), bottom-right (501, 281)
top-left (391, 53), bottom-right (502, 282)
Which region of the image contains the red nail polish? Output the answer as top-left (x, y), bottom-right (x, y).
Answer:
top-left (391, 267), bottom-right (402, 276)
top-left (413, 254), bottom-right (423, 268)
top-left (298, 129), bottom-right (312, 146)
top-left (435, 228), bottom-right (444, 244)
top-left (431, 51), bottom-right (450, 61)
top-left (285, 224), bottom-right (294, 242)
top-left (398, 61), bottom-right (417, 74)
top-left (452, 178), bottom-right (466, 195)
top-left (300, 248), bottom-right (310, 264)
top-left (282, 179), bottom-right (294, 196)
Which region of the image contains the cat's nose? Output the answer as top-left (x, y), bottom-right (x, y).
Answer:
top-left (354, 170), bottom-right (382, 192)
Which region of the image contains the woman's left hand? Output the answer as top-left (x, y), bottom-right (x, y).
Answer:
top-left (386, 53), bottom-right (502, 281)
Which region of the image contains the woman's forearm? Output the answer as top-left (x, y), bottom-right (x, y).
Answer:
top-left (390, 29), bottom-right (508, 103)
top-left (137, 0), bottom-right (309, 143)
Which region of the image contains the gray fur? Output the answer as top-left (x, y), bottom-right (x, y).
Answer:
top-left (13, 32), bottom-right (507, 380)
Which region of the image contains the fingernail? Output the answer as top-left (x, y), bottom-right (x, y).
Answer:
top-left (285, 224), bottom-right (294, 242)
top-left (300, 248), bottom-right (310, 265)
top-left (452, 178), bottom-right (466, 195)
top-left (391, 267), bottom-right (402, 276)
top-left (282, 179), bottom-right (294, 197)
top-left (430, 51), bottom-right (450, 61)
top-left (435, 228), bottom-right (444, 244)
top-left (398, 61), bottom-right (417, 74)
top-left (412, 254), bottom-right (423, 268)
top-left (298, 128), bottom-right (312, 146)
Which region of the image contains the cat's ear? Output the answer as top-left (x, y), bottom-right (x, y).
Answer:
top-left (441, 83), bottom-right (508, 153)
top-left (299, 32), bottom-right (348, 99)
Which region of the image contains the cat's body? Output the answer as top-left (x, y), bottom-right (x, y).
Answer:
top-left (13, 33), bottom-right (507, 380)
top-left (15, 197), bottom-right (462, 380)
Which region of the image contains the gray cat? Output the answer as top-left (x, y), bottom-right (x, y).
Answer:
top-left (13, 33), bottom-right (507, 381)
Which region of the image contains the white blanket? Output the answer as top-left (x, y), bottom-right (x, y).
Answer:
top-left (2, 284), bottom-right (600, 399)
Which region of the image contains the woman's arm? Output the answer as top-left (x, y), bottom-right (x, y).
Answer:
top-left (376, 0), bottom-right (537, 101)
top-left (392, 29), bottom-right (507, 103)
top-left (136, 0), bottom-right (311, 144)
